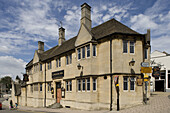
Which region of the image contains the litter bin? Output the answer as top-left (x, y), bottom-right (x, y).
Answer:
top-left (0, 102), bottom-right (2, 110)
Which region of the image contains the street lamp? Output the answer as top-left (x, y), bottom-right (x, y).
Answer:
top-left (77, 63), bottom-right (83, 70)
top-left (129, 58), bottom-right (135, 66)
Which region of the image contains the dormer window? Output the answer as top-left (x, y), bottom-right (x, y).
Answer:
top-left (86, 45), bottom-right (90, 57)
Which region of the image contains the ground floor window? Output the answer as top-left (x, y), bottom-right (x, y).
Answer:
top-left (124, 76), bottom-right (136, 91)
top-left (40, 83), bottom-right (42, 92)
top-left (77, 79), bottom-right (81, 91)
top-left (130, 77), bottom-right (135, 91)
top-left (93, 78), bottom-right (97, 91)
top-left (87, 78), bottom-right (90, 91)
top-left (66, 80), bottom-right (72, 91)
top-left (77, 77), bottom-right (95, 92)
top-left (47, 82), bottom-right (51, 92)
top-left (123, 77), bottom-right (128, 91)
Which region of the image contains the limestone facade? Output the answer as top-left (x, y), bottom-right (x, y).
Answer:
top-left (13, 3), bottom-right (151, 110)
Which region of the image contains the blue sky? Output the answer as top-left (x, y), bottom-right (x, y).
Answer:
top-left (0, 0), bottom-right (170, 79)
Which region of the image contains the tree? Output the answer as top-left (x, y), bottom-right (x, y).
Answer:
top-left (0, 76), bottom-right (12, 93)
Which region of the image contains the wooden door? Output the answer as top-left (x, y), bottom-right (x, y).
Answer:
top-left (56, 82), bottom-right (61, 103)
top-left (57, 88), bottom-right (61, 103)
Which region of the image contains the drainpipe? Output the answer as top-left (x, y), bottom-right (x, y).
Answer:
top-left (110, 38), bottom-right (113, 111)
top-left (44, 63), bottom-right (46, 107)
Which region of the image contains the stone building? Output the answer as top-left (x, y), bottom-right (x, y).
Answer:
top-left (14, 3), bottom-right (151, 110)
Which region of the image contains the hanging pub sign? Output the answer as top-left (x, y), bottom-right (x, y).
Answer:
top-left (23, 74), bottom-right (29, 82)
top-left (52, 70), bottom-right (64, 79)
top-left (152, 66), bottom-right (160, 77)
top-left (137, 75), bottom-right (143, 86)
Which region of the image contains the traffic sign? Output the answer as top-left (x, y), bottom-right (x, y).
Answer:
top-left (141, 62), bottom-right (149, 67)
top-left (141, 67), bottom-right (152, 73)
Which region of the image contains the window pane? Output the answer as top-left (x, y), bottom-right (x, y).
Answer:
top-left (70, 54), bottom-right (72, 64)
top-left (123, 40), bottom-right (128, 53)
top-left (40, 64), bottom-right (42, 71)
top-left (82, 79), bottom-right (85, 91)
top-left (123, 77), bottom-right (128, 90)
top-left (56, 59), bottom-right (58, 67)
top-left (82, 47), bottom-right (85, 58)
top-left (66, 56), bottom-right (69, 65)
top-left (78, 48), bottom-right (81, 59)
top-left (93, 78), bottom-right (96, 91)
top-left (87, 45), bottom-right (90, 57)
top-left (70, 81), bottom-right (72, 91)
top-left (78, 79), bottom-right (81, 91)
top-left (40, 83), bottom-right (42, 91)
top-left (66, 81), bottom-right (69, 91)
top-left (130, 77), bottom-right (135, 90)
top-left (93, 45), bottom-right (96, 56)
top-left (59, 58), bottom-right (61, 67)
top-left (144, 49), bottom-right (148, 59)
top-left (130, 41), bottom-right (134, 53)
top-left (87, 78), bottom-right (90, 91)
top-left (168, 74), bottom-right (170, 88)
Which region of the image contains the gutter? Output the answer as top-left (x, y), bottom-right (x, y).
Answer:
top-left (110, 38), bottom-right (113, 111)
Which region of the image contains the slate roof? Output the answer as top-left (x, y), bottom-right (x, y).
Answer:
top-left (26, 18), bottom-right (142, 68)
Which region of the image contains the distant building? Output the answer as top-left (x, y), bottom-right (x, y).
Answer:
top-left (150, 50), bottom-right (170, 92)
top-left (16, 3), bottom-right (151, 110)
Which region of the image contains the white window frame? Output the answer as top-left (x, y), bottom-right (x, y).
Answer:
top-left (70, 54), bottom-right (72, 64)
top-left (66, 81), bottom-right (69, 91)
top-left (87, 78), bottom-right (90, 91)
top-left (86, 45), bottom-right (90, 58)
top-left (130, 41), bottom-right (135, 54)
top-left (77, 48), bottom-right (81, 60)
top-left (82, 47), bottom-right (85, 59)
top-left (123, 40), bottom-right (128, 53)
top-left (123, 77), bottom-right (128, 91)
top-left (77, 79), bottom-right (81, 92)
top-left (93, 78), bottom-right (97, 91)
top-left (130, 77), bottom-right (135, 91)
top-left (69, 81), bottom-right (72, 91)
top-left (93, 45), bottom-right (97, 56)
top-left (82, 79), bottom-right (86, 92)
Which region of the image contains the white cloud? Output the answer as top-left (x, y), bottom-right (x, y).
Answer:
top-left (130, 14), bottom-right (158, 32)
top-left (0, 56), bottom-right (27, 80)
top-left (152, 35), bottom-right (170, 53)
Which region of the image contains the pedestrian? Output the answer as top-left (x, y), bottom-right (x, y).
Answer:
top-left (9, 100), bottom-right (13, 110)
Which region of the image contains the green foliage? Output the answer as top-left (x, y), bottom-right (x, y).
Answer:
top-left (0, 76), bottom-right (12, 92)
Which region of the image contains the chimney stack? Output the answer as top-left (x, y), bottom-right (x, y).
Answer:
top-left (146, 29), bottom-right (150, 44)
top-left (38, 41), bottom-right (44, 53)
top-left (58, 27), bottom-right (65, 46)
top-left (81, 3), bottom-right (91, 30)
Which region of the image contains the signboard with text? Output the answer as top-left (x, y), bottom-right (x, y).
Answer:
top-left (52, 70), bottom-right (64, 79)
top-left (141, 67), bottom-right (152, 73)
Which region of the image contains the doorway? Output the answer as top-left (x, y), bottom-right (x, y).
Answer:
top-left (155, 80), bottom-right (164, 92)
top-left (56, 82), bottom-right (61, 103)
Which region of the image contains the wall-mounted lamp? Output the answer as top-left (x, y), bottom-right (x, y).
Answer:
top-left (129, 58), bottom-right (135, 66)
top-left (77, 63), bottom-right (83, 70)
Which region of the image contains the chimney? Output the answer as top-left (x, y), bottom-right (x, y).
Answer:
top-left (38, 41), bottom-right (44, 53)
top-left (146, 29), bottom-right (150, 44)
top-left (81, 3), bottom-right (91, 30)
top-left (58, 27), bottom-right (65, 46)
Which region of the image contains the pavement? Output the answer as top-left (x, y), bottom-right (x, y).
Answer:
top-left (1, 92), bottom-right (170, 113)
